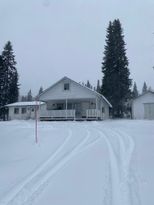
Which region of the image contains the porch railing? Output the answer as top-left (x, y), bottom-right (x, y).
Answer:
top-left (40, 109), bottom-right (75, 118)
top-left (86, 109), bottom-right (101, 118)
top-left (40, 109), bottom-right (101, 120)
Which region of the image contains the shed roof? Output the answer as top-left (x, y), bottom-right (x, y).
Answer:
top-left (133, 91), bottom-right (154, 101)
top-left (6, 101), bottom-right (44, 107)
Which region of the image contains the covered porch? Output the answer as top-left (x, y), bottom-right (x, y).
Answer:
top-left (39, 98), bottom-right (103, 121)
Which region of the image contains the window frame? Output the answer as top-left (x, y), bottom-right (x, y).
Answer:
top-left (64, 83), bottom-right (70, 91)
top-left (21, 107), bottom-right (27, 114)
top-left (14, 107), bottom-right (19, 114)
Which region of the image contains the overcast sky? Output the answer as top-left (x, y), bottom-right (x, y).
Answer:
top-left (1, 0), bottom-right (154, 95)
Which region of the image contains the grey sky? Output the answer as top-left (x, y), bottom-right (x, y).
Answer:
top-left (1, 0), bottom-right (154, 95)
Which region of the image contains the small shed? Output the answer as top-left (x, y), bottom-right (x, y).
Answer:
top-left (6, 101), bottom-right (44, 120)
top-left (132, 91), bottom-right (154, 119)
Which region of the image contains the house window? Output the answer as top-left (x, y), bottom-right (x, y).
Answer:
top-left (64, 83), bottom-right (69, 91)
top-left (68, 103), bottom-right (73, 109)
top-left (14, 108), bottom-right (19, 114)
top-left (102, 107), bottom-right (105, 113)
top-left (57, 103), bottom-right (64, 110)
top-left (21, 107), bottom-right (26, 114)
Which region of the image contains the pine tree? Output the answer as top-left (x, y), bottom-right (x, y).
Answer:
top-left (96, 80), bottom-right (101, 93)
top-left (101, 19), bottom-right (131, 118)
top-left (86, 80), bottom-right (91, 88)
top-left (27, 89), bottom-right (33, 101)
top-left (38, 86), bottom-right (43, 95)
top-left (1, 41), bottom-right (19, 105)
top-left (142, 82), bottom-right (147, 94)
top-left (85, 80), bottom-right (93, 89)
top-left (0, 41), bottom-right (19, 119)
top-left (132, 82), bottom-right (139, 98)
top-left (0, 56), bottom-right (5, 119)
top-left (21, 95), bottom-right (27, 102)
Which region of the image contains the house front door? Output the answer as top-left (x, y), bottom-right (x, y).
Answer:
top-left (81, 102), bottom-right (89, 117)
top-left (75, 103), bottom-right (81, 118)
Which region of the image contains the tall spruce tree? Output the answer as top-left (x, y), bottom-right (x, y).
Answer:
top-left (132, 82), bottom-right (139, 98)
top-left (1, 41), bottom-right (19, 105)
top-left (96, 80), bottom-right (101, 93)
top-left (0, 42), bottom-right (19, 119)
top-left (142, 82), bottom-right (147, 94)
top-left (101, 19), bottom-right (131, 118)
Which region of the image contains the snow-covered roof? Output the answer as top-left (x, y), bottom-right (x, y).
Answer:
top-left (39, 76), bottom-right (112, 108)
top-left (6, 101), bottom-right (44, 107)
top-left (133, 91), bottom-right (154, 101)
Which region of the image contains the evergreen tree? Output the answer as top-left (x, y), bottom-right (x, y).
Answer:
top-left (96, 80), bottom-right (101, 93)
top-left (38, 86), bottom-right (43, 95)
top-left (142, 82), bottom-right (147, 94)
top-left (86, 80), bottom-right (91, 88)
top-left (0, 56), bottom-right (6, 119)
top-left (148, 86), bottom-right (152, 91)
top-left (85, 80), bottom-right (93, 89)
top-left (27, 89), bottom-right (33, 101)
top-left (21, 95), bottom-right (27, 102)
top-left (1, 41), bottom-right (19, 105)
top-left (101, 19), bottom-right (131, 118)
top-left (132, 82), bottom-right (139, 98)
top-left (0, 41), bottom-right (19, 119)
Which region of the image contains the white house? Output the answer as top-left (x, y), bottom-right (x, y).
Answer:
top-left (39, 76), bottom-right (112, 120)
top-left (6, 101), bottom-right (44, 120)
top-left (132, 91), bottom-right (154, 119)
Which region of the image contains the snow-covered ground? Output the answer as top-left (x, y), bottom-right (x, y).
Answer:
top-left (0, 120), bottom-right (154, 205)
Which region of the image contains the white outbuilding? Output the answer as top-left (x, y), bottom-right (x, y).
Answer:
top-left (132, 91), bottom-right (154, 119)
top-left (6, 101), bottom-right (44, 120)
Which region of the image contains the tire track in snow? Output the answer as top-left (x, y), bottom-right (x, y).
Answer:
top-left (0, 126), bottom-right (101, 205)
top-left (94, 125), bottom-right (135, 205)
top-left (23, 127), bottom-right (101, 205)
top-left (97, 129), bottom-right (122, 205)
top-left (113, 129), bottom-right (140, 205)
top-left (109, 128), bottom-right (135, 205)
top-left (0, 128), bottom-right (73, 205)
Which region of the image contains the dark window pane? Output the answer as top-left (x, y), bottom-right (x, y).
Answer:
top-left (64, 83), bottom-right (69, 90)
top-left (14, 108), bottom-right (19, 114)
top-left (21, 108), bottom-right (26, 114)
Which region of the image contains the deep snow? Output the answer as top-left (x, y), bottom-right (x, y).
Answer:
top-left (0, 120), bottom-right (154, 205)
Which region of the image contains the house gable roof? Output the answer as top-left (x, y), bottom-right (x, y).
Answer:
top-left (133, 91), bottom-right (154, 101)
top-left (39, 76), bottom-right (112, 107)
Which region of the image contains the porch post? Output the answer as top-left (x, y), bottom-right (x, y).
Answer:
top-left (96, 97), bottom-right (98, 119)
top-left (65, 98), bottom-right (68, 119)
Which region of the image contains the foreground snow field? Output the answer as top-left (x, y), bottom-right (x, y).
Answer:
top-left (0, 120), bottom-right (154, 205)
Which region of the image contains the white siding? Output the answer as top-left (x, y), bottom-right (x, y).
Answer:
top-left (8, 106), bottom-right (38, 120)
top-left (38, 77), bottom-right (111, 120)
top-left (39, 79), bottom-right (97, 101)
top-left (132, 92), bottom-right (154, 119)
